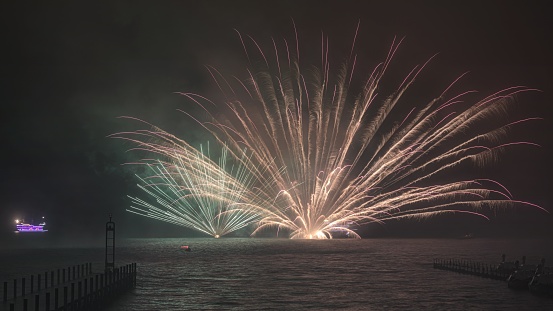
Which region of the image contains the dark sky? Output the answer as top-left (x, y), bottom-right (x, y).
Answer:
top-left (1, 0), bottom-right (552, 242)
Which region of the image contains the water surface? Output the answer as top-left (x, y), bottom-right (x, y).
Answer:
top-left (1, 237), bottom-right (552, 310)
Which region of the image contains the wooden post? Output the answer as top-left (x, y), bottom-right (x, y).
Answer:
top-left (90, 277), bottom-right (94, 306)
top-left (124, 265), bottom-right (127, 289)
top-left (38, 274), bottom-right (41, 291)
top-left (100, 274), bottom-right (104, 300)
top-left (63, 286), bottom-right (68, 311)
top-left (57, 269), bottom-right (60, 285)
top-left (113, 268), bottom-right (119, 293)
top-left (23, 298), bottom-right (28, 311)
top-left (71, 283), bottom-right (75, 309)
top-left (78, 281), bottom-right (82, 310)
top-left (31, 275), bottom-right (34, 293)
top-left (45, 292), bottom-right (51, 311)
top-left (105, 272), bottom-right (109, 299)
top-left (55, 288), bottom-right (59, 310)
top-left (22, 277), bottom-right (25, 296)
top-left (95, 274), bottom-right (99, 302)
top-left (45, 271), bottom-right (48, 289)
top-left (13, 279), bottom-right (16, 299)
top-left (3, 281), bottom-right (7, 302)
top-left (109, 271), bottom-right (113, 297)
top-left (84, 278), bottom-right (88, 305)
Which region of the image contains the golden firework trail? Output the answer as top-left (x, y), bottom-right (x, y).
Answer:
top-left (122, 139), bottom-right (276, 238)
top-left (115, 27), bottom-right (546, 239)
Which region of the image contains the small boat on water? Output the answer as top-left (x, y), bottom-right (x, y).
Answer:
top-left (180, 245), bottom-right (191, 252)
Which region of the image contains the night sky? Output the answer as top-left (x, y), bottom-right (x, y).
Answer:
top-left (2, 0), bottom-right (552, 242)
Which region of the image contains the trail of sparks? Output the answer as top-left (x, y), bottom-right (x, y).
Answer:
top-left (122, 139), bottom-right (276, 238)
top-left (115, 28), bottom-right (545, 239)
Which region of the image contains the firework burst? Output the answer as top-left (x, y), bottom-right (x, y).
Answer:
top-left (122, 137), bottom-right (274, 238)
top-left (116, 26), bottom-right (545, 239)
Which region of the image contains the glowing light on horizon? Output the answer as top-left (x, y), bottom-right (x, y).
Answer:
top-left (115, 27), bottom-right (545, 239)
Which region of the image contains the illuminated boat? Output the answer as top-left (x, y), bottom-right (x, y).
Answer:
top-left (179, 245), bottom-right (191, 252)
top-left (14, 218), bottom-right (48, 233)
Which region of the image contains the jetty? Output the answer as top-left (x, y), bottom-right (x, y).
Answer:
top-left (433, 255), bottom-right (553, 298)
top-left (1, 263), bottom-right (136, 311)
top-left (1, 215), bottom-right (138, 310)
top-left (433, 257), bottom-right (511, 280)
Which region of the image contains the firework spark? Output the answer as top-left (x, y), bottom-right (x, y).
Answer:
top-left (116, 28), bottom-right (545, 239)
top-left (124, 140), bottom-right (273, 238)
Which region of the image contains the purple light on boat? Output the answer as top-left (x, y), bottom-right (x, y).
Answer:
top-left (15, 222), bottom-right (48, 232)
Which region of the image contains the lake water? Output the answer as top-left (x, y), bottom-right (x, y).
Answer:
top-left (1, 237), bottom-right (552, 310)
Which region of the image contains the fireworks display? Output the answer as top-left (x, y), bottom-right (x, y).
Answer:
top-left (123, 138), bottom-right (275, 238)
top-left (116, 27), bottom-right (545, 239)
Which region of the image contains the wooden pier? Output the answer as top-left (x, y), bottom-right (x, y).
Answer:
top-left (1, 262), bottom-right (136, 311)
top-left (433, 256), bottom-right (553, 298)
top-left (433, 258), bottom-right (511, 281)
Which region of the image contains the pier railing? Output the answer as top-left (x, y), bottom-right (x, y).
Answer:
top-left (1, 263), bottom-right (136, 311)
